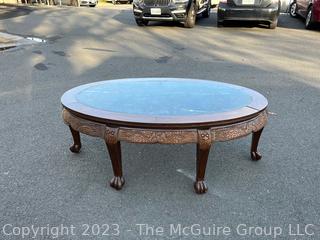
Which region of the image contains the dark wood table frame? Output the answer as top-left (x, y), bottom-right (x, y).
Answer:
top-left (62, 108), bottom-right (268, 194)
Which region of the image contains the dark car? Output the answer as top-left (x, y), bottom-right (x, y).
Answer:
top-left (133, 0), bottom-right (211, 28)
top-left (217, 0), bottom-right (281, 29)
top-left (289, 0), bottom-right (320, 29)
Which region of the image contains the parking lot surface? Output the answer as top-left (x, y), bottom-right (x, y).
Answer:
top-left (0, 4), bottom-right (320, 240)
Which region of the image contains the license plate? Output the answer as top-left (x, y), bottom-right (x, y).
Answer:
top-left (151, 8), bottom-right (161, 15)
top-left (242, 0), bottom-right (254, 4)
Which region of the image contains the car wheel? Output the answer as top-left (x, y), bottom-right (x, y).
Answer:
top-left (202, 3), bottom-right (210, 18)
top-left (89, 4), bottom-right (96, 7)
top-left (269, 18), bottom-right (278, 29)
top-left (184, 2), bottom-right (196, 28)
top-left (289, 2), bottom-right (298, 17)
top-left (217, 14), bottom-right (223, 27)
top-left (112, 0), bottom-right (116, 4)
top-left (135, 19), bottom-right (148, 26)
top-left (305, 7), bottom-right (314, 29)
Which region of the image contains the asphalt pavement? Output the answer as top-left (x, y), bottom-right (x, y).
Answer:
top-left (0, 4), bottom-right (34, 20)
top-left (0, 4), bottom-right (320, 240)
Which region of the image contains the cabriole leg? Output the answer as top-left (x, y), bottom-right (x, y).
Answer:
top-left (105, 127), bottom-right (125, 190)
top-left (194, 130), bottom-right (212, 194)
top-left (251, 127), bottom-right (264, 161)
top-left (69, 126), bottom-right (81, 153)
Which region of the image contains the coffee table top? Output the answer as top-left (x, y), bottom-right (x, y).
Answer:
top-left (61, 78), bottom-right (268, 127)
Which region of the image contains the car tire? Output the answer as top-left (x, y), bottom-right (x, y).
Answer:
top-left (305, 7), bottom-right (314, 29)
top-left (289, 2), bottom-right (298, 17)
top-left (269, 19), bottom-right (278, 29)
top-left (89, 4), bottom-right (96, 7)
top-left (184, 2), bottom-right (196, 28)
top-left (202, 3), bottom-right (211, 18)
top-left (217, 14), bottom-right (223, 27)
top-left (112, 0), bottom-right (116, 4)
top-left (135, 19), bottom-right (148, 26)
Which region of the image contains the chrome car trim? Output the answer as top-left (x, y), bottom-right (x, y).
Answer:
top-left (142, 16), bottom-right (174, 20)
top-left (133, 8), bottom-right (143, 13)
top-left (171, 9), bottom-right (186, 13)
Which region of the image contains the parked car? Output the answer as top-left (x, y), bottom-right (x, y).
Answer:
top-left (217, 0), bottom-right (281, 29)
top-left (281, 0), bottom-right (292, 12)
top-left (289, 0), bottom-right (320, 28)
top-left (211, 0), bottom-right (219, 7)
top-left (133, 0), bottom-right (211, 28)
top-left (110, 0), bottom-right (132, 4)
top-left (80, 0), bottom-right (98, 6)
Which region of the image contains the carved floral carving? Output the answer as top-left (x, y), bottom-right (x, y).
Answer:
top-left (62, 109), bottom-right (105, 138)
top-left (62, 108), bottom-right (268, 145)
top-left (213, 110), bottom-right (268, 142)
top-left (118, 129), bottom-right (197, 144)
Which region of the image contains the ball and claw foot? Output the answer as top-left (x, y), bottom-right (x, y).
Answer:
top-left (194, 180), bottom-right (208, 194)
top-left (251, 151), bottom-right (262, 161)
top-left (110, 176), bottom-right (125, 190)
top-left (70, 144), bottom-right (81, 153)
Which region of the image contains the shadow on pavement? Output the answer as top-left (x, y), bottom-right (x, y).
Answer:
top-left (0, 4), bottom-right (34, 20)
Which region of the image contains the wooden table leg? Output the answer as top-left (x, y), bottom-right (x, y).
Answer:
top-left (251, 127), bottom-right (264, 161)
top-left (69, 126), bottom-right (81, 153)
top-left (194, 130), bottom-right (212, 194)
top-left (105, 127), bottom-right (125, 190)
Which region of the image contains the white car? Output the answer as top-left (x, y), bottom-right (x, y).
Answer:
top-left (211, 0), bottom-right (219, 7)
top-left (80, 0), bottom-right (98, 7)
top-left (53, 0), bottom-right (98, 7)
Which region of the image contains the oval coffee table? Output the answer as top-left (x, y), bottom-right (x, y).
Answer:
top-left (61, 78), bottom-right (268, 194)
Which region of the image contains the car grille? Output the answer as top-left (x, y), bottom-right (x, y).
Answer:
top-left (143, 13), bottom-right (171, 17)
top-left (144, 0), bottom-right (171, 6)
